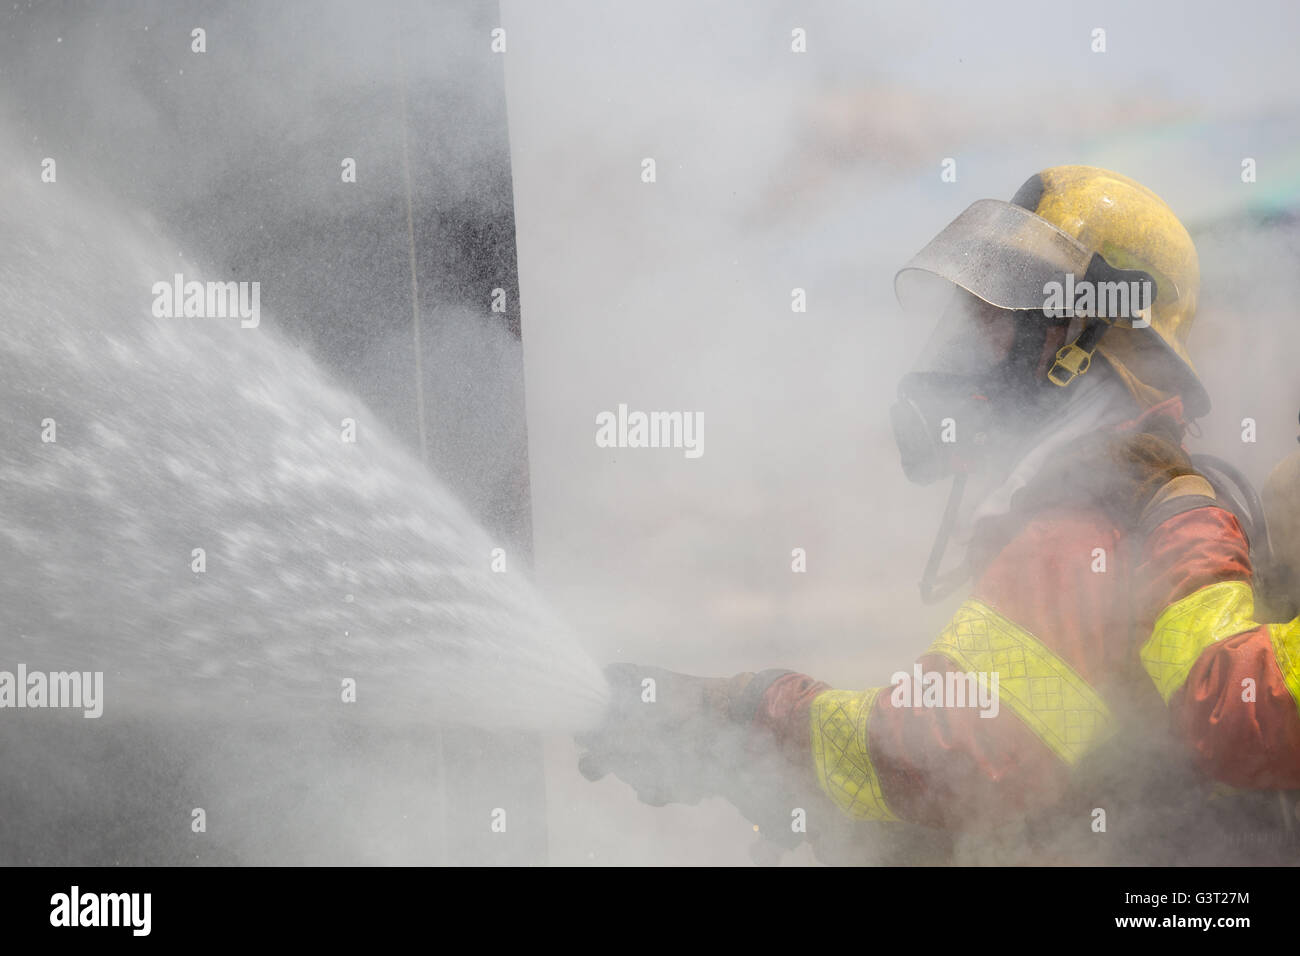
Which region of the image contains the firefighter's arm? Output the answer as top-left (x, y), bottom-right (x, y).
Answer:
top-left (1136, 497), bottom-right (1300, 788)
top-left (756, 576), bottom-right (1108, 829)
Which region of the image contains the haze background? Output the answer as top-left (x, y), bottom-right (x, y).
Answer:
top-left (0, 0), bottom-right (1297, 866)
top-left (500, 0), bottom-right (1300, 863)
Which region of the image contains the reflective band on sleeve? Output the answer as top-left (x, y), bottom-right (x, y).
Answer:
top-left (927, 600), bottom-right (1115, 765)
top-left (809, 688), bottom-right (900, 822)
top-left (1140, 580), bottom-right (1258, 703)
top-left (1269, 619), bottom-right (1300, 718)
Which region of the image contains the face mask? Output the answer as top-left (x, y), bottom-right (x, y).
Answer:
top-left (890, 373), bottom-right (989, 485)
top-left (890, 316), bottom-right (1067, 486)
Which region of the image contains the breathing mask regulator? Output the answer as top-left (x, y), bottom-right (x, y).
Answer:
top-left (891, 197), bottom-right (1159, 603)
top-left (890, 295), bottom-right (1073, 488)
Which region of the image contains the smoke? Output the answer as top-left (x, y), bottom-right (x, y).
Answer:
top-left (0, 0), bottom-right (605, 865)
top-left (502, 0), bottom-right (1300, 864)
top-left (4, 0), bottom-right (1300, 866)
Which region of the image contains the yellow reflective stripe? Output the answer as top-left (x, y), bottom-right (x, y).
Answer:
top-left (1268, 619), bottom-right (1300, 717)
top-left (927, 599), bottom-right (1115, 765)
top-left (809, 687), bottom-right (899, 822)
top-left (1140, 580), bottom-right (1258, 703)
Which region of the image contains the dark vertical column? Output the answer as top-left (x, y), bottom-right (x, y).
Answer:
top-left (395, 1), bottom-right (548, 866)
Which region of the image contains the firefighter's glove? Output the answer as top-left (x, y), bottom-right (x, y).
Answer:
top-left (575, 663), bottom-right (762, 807)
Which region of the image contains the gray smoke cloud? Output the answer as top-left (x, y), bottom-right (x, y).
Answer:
top-left (0, 0), bottom-right (602, 865)
top-left (502, 0), bottom-right (1300, 864)
top-left (3, 0), bottom-right (1300, 866)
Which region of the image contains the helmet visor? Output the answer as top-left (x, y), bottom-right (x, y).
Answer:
top-left (895, 199), bottom-right (1096, 316)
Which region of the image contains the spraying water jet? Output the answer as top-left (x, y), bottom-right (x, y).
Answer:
top-left (0, 150), bottom-right (608, 863)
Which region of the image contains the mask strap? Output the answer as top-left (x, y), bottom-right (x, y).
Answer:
top-left (919, 471), bottom-right (972, 604)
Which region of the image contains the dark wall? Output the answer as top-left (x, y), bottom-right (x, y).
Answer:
top-left (0, 0), bottom-right (545, 864)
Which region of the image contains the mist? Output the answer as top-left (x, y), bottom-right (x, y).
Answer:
top-left (502, 0), bottom-right (1300, 864)
top-left (2, 0), bottom-right (1299, 867)
top-left (0, 0), bottom-right (601, 865)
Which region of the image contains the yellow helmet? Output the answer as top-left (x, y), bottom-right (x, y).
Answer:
top-left (896, 165), bottom-right (1207, 418)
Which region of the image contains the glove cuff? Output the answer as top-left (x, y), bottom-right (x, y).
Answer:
top-left (731, 668), bottom-right (795, 725)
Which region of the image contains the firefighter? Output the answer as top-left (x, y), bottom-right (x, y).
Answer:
top-left (578, 166), bottom-right (1300, 863)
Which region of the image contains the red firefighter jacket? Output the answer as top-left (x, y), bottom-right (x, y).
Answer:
top-left (755, 401), bottom-right (1300, 841)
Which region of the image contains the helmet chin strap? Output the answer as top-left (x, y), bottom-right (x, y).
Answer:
top-left (918, 471), bottom-right (971, 604)
top-left (1047, 253), bottom-right (1156, 387)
